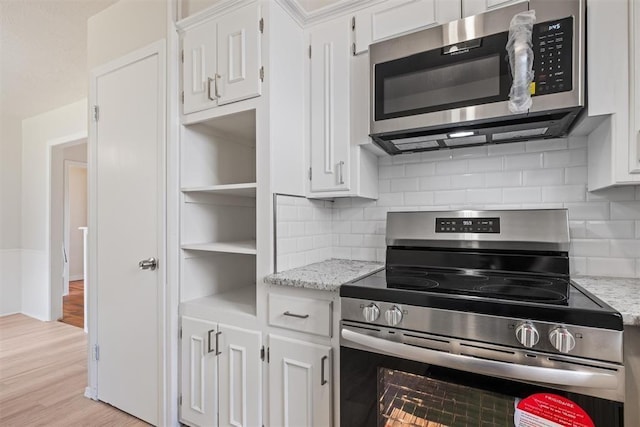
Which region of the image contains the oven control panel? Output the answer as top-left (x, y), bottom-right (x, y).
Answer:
top-left (436, 217), bottom-right (500, 233)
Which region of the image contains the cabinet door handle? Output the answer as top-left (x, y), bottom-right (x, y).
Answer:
top-left (338, 161), bottom-right (345, 185)
top-left (215, 331), bottom-right (222, 356)
top-left (207, 77), bottom-right (216, 101)
top-left (284, 311), bottom-right (310, 319)
top-left (214, 73), bottom-right (221, 99)
top-left (207, 329), bottom-right (215, 353)
top-left (321, 355), bottom-right (328, 385)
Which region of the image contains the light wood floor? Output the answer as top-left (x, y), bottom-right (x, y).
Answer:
top-left (0, 314), bottom-right (149, 426)
top-left (60, 280), bottom-right (84, 329)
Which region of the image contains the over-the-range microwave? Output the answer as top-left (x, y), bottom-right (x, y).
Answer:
top-left (370, 0), bottom-right (585, 155)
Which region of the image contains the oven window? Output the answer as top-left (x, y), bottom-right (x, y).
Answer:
top-left (382, 55), bottom-right (501, 116)
top-left (378, 368), bottom-right (514, 427)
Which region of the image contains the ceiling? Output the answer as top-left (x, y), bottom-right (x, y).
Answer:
top-left (0, 0), bottom-right (342, 123)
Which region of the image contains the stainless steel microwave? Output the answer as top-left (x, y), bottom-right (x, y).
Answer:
top-left (370, 0), bottom-right (585, 154)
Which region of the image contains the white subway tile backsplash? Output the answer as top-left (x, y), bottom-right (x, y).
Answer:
top-left (390, 177), bottom-right (420, 192)
top-left (523, 169), bottom-right (564, 186)
top-left (542, 185), bottom-right (586, 202)
top-left (420, 175), bottom-right (452, 190)
top-left (376, 192), bottom-right (404, 207)
top-left (609, 239), bottom-right (640, 257)
top-left (276, 140), bottom-right (640, 278)
top-left (586, 221), bottom-right (635, 239)
top-left (565, 202), bottom-right (609, 220)
top-left (379, 164), bottom-right (405, 179)
top-left (468, 156), bottom-right (503, 172)
top-left (504, 153), bottom-right (544, 170)
top-left (525, 138), bottom-right (567, 152)
top-left (404, 191), bottom-right (435, 206)
top-left (543, 148), bottom-right (587, 168)
top-left (436, 159), bottom-right (467, 175)
top-left (451, 174), bottom-right (486, 189)
top-left (434, 190), bottom-right (466, 205)
top-left (570, 239), bottom-right (610, 257)
top-left (405, 162), bottom-right (436, 177)
top-left (485, 171), bottom-right (522, 187)
top-left (488, 142), bottom-right (525, 156)
top-left (466, 188), bottom-right (502, 204)
top-left (503, 187), bottom-right (541, 203)
top-left (586, 257), bottom-right (637, 278)
top-left (565, 166), bottom-right (587, 185)
top-left (610, 201), bottom-right (640, 220)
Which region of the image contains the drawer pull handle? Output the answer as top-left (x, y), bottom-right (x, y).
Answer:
top-left (284, 311), bottom-right (310, 319)
top-left (321, 355), bottom-right (328, 385)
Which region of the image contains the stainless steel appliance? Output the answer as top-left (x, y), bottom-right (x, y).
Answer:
top-left (370, 0), bottom-right (585, 154)
top-left (340, 209), bottom-right (624, 426)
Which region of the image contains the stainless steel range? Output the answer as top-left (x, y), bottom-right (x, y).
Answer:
top-left (340, 209), bottom-right (624, 427)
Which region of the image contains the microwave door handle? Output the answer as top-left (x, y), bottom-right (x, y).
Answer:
top-left (341, 328), bottom-right (619, 390)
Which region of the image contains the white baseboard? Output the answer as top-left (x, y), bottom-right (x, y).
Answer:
top-left (69, 274), bottom-right (84, 282)
top-left (0, 249), bottom-right (22, 316)
top-left (84, 386), bottom-right (98, 400)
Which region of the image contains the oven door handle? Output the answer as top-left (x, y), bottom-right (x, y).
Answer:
top-left (341, 328), bottom-right (619, 390)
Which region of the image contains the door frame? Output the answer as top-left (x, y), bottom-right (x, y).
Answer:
top-left (87, 39), bottom-right (168, 426)
top-left (48, 134), bottom-right (87, 323)
top-left (64, 159), bottom-right (88, 289)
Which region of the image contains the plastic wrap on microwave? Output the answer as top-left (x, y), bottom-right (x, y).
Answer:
top-left (506, 10), bottom-right (536, 113)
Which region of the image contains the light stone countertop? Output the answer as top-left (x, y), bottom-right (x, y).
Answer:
top-left (572, 276), bottom-right (640, 326)
top-left (265, 259), bottom-right (384, 292)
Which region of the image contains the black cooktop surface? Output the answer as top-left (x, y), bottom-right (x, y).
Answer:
top-left (340, 270), bottom-right (623, 330)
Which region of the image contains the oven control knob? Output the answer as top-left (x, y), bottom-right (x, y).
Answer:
top-left (385, 306), bottom-right (403, 326)
top-left (549, 326), bottom-right (576, 354)
top-left (515, 322), bottom-right (540, 348)
top-left (362, 303), bottom-right (380, 323)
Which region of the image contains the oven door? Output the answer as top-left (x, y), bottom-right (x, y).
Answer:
top-left (341, 326), bottom-right (624, 427)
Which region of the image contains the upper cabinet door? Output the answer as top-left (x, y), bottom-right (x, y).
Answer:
top-left (309, 18), bottom-right (351, 193)
top-left (353, 0), bottom-right (461, 54)
top-left (183, 19), bottom-right (218, 114)
top-left (461, 0), bottom-right (527, 17)
top-left (631, 0), bottom-right (640, 173)
top-left (217, 3), bottom-right (262, 106)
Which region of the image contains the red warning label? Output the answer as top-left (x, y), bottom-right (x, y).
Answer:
top-left (514, 393), bottom-right (595, 427)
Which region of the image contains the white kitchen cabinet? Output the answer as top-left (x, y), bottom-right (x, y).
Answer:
top-left (461, 0), bottom-right (527, 17)
top-left (586, 0), bottom-right (640, 189)
top-left (180, 316), bottom-right (262, 427)
top-left (308, 17), bottom-right (378, 199)
top-left (182, 3), bottom-right (261, 115)
top-left (352, 0), bottom-right (461, 54)
top-left (630, 0), bottom-right (640, 174)
top-left (268, 334), bottom-right (332, 427)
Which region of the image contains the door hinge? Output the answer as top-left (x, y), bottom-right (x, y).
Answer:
top-left (308, 45), bottom-right (311, 59)
top-left (92, 105), bottom-right (99, 122)
top-left (93, 344), bottom-right (100, 361)
top-left (179, 395), bottom-right (182, 406)
top-left (351, 16), bottom-right (356, 31)
top-left (260, 345), bottom-right (265, 361)
top-left (181, 91), bottom-right (184, 104)
top-left (267, 347), bottom-right (270, 363)
top-left (309, 167), bottom-right (312, 181)
top-left (259, 66), bottom-right (264, 82)
top-left (259, 18), bottom-right (264, 33)
top-left (181, 50), bottom-right (184, 63)
top-left (179, 327), bottom-right (182, 339)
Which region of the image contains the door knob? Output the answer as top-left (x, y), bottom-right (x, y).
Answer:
top-left (138, 257), bottom-right (158, 271)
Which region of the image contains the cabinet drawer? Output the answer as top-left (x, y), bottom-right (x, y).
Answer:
top-left (268, 293), bottom-right (333, 337)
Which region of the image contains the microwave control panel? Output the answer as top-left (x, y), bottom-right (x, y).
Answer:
top-left (531, 17), bottom-right (573, 96)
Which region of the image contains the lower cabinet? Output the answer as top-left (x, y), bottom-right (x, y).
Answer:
top-left (268, 334), bottom-right (332, 427)
top-left (180, 316), bottom-right (262, 427)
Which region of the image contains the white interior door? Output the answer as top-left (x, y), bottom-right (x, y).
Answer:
top-left (93, 44), bottom-right (164, 425)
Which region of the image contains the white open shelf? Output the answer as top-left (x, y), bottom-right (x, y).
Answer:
top-left (181, 182), bottom-right (257, 197)
top-left (181, 240), bottom-right (257, 255)
top-left (181, 286), bottom-right (256, 318)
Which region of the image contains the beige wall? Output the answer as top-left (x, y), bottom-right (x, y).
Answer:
top-left (88, 0), bottom-right (167, 69)
top-left (68, 160), bottom-right (87, 279)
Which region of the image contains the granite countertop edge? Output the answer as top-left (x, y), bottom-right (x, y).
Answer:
top-left (265, 259), bottom-right (384, 292)
top-left (265, 261), bottom-right (640, 326)
top-left (572, 276), bottom-right (640, 327)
